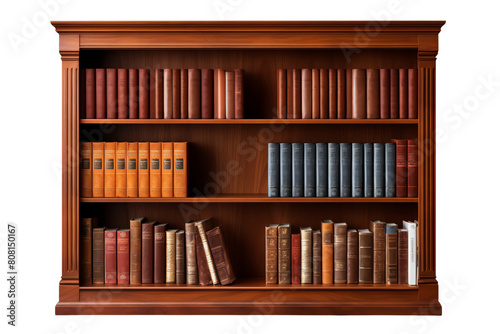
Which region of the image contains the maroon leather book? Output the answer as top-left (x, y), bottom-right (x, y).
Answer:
top-left (286, 69), bottom-right (293, 119)
top-left (347, 229), bottom-right (358, 284)
top-left (225, 71), bottom-right (235, 119)
top-left (104, 228), bottom-right (117, 284)
top-left (390, 69), bottom-right (399, 119)
top-left (188, 69), bottom-right (201, 119)
top-left (196, 233), bottom-right (212, 285)
top-left (380, 69), bottom-right (390, 119)
top-left (408, 68), bottom-right (418, 119)
top-left (180, 69), bottom-right (188, 119)
top-left (117, 69), bottom-right (128, 119)
top-left (399, 68), bottom-right (408, 119)
top-left (106, 68), bottom-right (117, 119)
top-left (346, 69), bottom-right (352, 118)
top-left (201, 69), bottom-right (214, 119)
top-left (154, 223), bottom-right (167, 284)
top-left (150, 69), bottom-right (163, 119)
top-left (291, 233), bottom-right (300, 284)
top-left (369, 220), bottom-right (386, 284)
top-left (234, 69), bottom-right (244, 119)
top-left (216, 69), bottom-right (226, 119)
top-left (85, 69), bottom-right (96, 119)
top-left (301, 69), bottom-right (312, 119)
top-left (206, 226), bottom-right (235, 285)
top-left (392, 139), bottom-right (408, 197)
top-left (319, 69), bottom-right (328, 119)
top-left (95, 69), bottom-right (106, 119)
top-left (141, 221), bottom-right (155, 283)
top-left (398, 229), bottom-right (409, 284)
top-left (328, 69), bottom-right (337, 119)
top-left (366, 69), bottom-right (380, 119)
top-left (164, 69), bottom-right (173, 119)
top-left (407, 139), bottom-right (418, 197)
top-left (311, 68), bottom-right (320, 119)
top-left (334, 222), bottom-right (347, 284)
top-left (128, 69), bottom-right (139, 119)
top-left (117, 229), bottom-right (130, 284)
top-left (277, 69), bottom-right (286, 119)
top-left (337, 69), bottom-right (346, 119)
top-left (172, 69), bottom-right (181, 119)
top-left (352, 69), bottom-right (366, 119)
top-left (92, 227), bottom-right (106, 284)
top-left (292, 69), bottom-right (301, 119)
top-left (138, 69), bottom-right (149, 119)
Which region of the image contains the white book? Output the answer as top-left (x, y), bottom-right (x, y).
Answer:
top-left (403, 220), bottom-right (418, 285)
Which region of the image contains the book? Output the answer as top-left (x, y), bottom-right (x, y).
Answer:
top-left (280, 143), bottom-right (292, 197)
top-left (320, 68), bottom-right (329, 119)
top-left (329, 69), bottom-right (337, 118)
top-left (380, 69), bottom-right (390, 119)
top-left (149, 142), bottom-right (161, 198)
top-left (176, 230), bottom-right (186, 284)
top-left (292, 69), bottom-right (301, 119)
top-left (213, 69), bottom-right (219, 118)
top-left (334, 222), bottom-right (347, 284)
top-left (374, 143), bottom-right (385, 197)
top-left (358, 228), bottom-right (373, 284)
top-left (337, 69), bottom-right (346, 118)
top-left (138, 69), bottom-right (149, 119)
top-left (363, 143), bottom-right (374, 197)
top-left (180, 69), bottom-right (188, 119)
top-left (277, 69), bottom-right (286, 119)
top-left (385, 223), bottom-right (398, 284)
top-left (403, 220), bottom-right (418, 285)
top-left (286, 69), bottom-right (293, 119)
top-left (301, 69), bottom-right (312, 118)
top-left (291, 233), bottom-right (300, 284)
top-left (366, 69), bottom-right (380, 119)
top-left (173, 142), bottom-right (188, 197)
top-left (304, 143), bottom-right (316, 197)
top-left (390, 69), bottom-right (399, 119)
top-left (352, 68), bottom-right (366, 119)
top-left (312, 230), bottom-right (322, 284)
top-left (80, 142), bottom-right (92, 197)
top-left (150, 69), bottom-right (163, 119)
top-left (128, 69), bottom-right (138, 119)
top-left (292, 143), bottom-right (304, 197)
top-left (164, 69), bottom-right (173, 118)
top-left (321, 219), bottom-right (334, 284)
top-left (316, 143), bottom-right (328, 197)
top-left (392, 139), bottom-right (408, 197)
top-left (347, 229), bottom-right (359, 284)
top-left (188, 69), bottom-right (201, 119)
top-left (115, 142), bottom-right (127, 197)
top-left (172, 69), bottom-right (180, 119)
top-left (234, 69), bottom-right (244, 119)
top-left (117, 68), bottom-right (128, 119)
top-left (398, 229), bottom-right (409, 284)
top-left (265, 224), bottom-right (279, 284)
top-left (407, 139), bottom-right (418, 197)
top-left (126, 142), bottom-right (138, 197)
top-left (385, 142), bottom-right (396, 197)
top-left (130, 217), bottom-right (145, 284)
top-left (138, 142), bottom-right (150, 197)
top-left (300, 227), bottom-right (313, 284)
top-left (92, 227), bottom-right (106, 284)
top-left (80, 218), bottom-right (98, 285)
top-left (195, 218), bottom-right (219, 284)
top-left (92, 142), bottom-right (104, 197)
top-left (268, 143), bottom-right (280, 197)
top-left (117, 229), bottom-right (130, 284)
top-left (351, 143), bottom-right (364, 197)
top-left (185, 221), bottom-right (198, 285)
top-left (95, 68), bottom-right (106, 119)
top-left (161, 142), bottom-right (173, 197)
top-left (104, 142), bottom-right (116, 197)
top-left (85, 69), bottom-right (95, 118)
top-left (370, 220), bottom-right (386, 284)
top-left (346, 69), bottom-right (352, 118)
top-left (399, 68), bottom-right (408, 119)
top-left (216, 69), bottom-right (226, 119)
top-left (278, 224), bottom-right (291, 284)
top-left (195, 233), bottom-right (212, 285)
top-left (141, 221), bottom-right (156, 284)
top-left (201, 69), bottom-right (214, 119)
top-left (206, 226), bottom-right (235, 285)
top-left (328, 143), bottom-right (340, 197)
top-left (106, 68), bottom-right (118, 118)
top-left (166, 228), bottom-right (178, 283)
top-left (154, 224), bottom-right (167, 284)
top-left (408, 69), bottom-right (418, 119)
top-left (311, 68), bottom-right (320, 119)
top-left (340, 143), bottom-right (352, 197)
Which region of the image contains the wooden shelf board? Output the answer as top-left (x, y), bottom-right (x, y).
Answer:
top-left (80, 119), bottom-right (418, 125)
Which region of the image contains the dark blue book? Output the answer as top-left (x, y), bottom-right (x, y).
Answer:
top-left (364, 143), bottom-right (374, 197)
top-left (292, 143), bottom-right (304, 197)
top-left (352, 143), bottom-right (364, 197)
top-left (374, 143), bottom-right (385, 197)
top-left (340, 143), bottom-right (352, 197)
top-left (316, 143), bottom-right (328, 197)
top-left (385, 142), bottom-right (396, 197)
top-left (328, 143), bottom-right (340, 197)
top-left (304, 143), bottom-right (316, 197)
top-left (268, 143), bottom-right (280, 197)
top-left (280, 143), bottom-right (292, 197)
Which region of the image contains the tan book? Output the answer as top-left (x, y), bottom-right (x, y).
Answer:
top-left (126, 142), bottom-right (138, 197)
top-left (138, 142), bottom-right (149, 197)
top-left (195, 218), bottom-right (219, 284)
top-left (80, 142), bottom-right (92, 198)
top-left (176, 230), bottom-right (186, 284)
top-left (312, 230), bottom-right (322, 284)
top-left (149, 142), bottom-right (161, 197)
top-left (300, 227), bottom-right (312, 284)
top-left (369, 220), bottom-right (386, 284)
top-left (173, 142), bottom-right (188, 197)
top-left (92, 142), bottom-right (104, 197)
top-left (321, 219), bottom-right (334, 284)
top-left (278, 224), bottom-right (291, 284)
top-left (161, 142), bottom-right (173, 197)
top-left (358, 228), bottom-right (373, 284)
top-left (225, 71), bottom-right (235, 119)
top-left (129, 217), bottom-right (145, 284)
top-left (116, 142), bottom-right (127, 197)
top-left (216, 69), bottom-right (226, 119)
top-left (334, 222), bottom-right (347, 284)
top-left (166, 229), bottom-right (178, 283)
top-left (104, 142), bottom-right (116, 197)
top-left (385, 223), bottom-right (398, 284)
top-left (206, 226), bottom-right (236, 285)
top-left (265, 224), bottom-right (279, 284)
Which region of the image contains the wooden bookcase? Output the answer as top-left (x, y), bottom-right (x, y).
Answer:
top-left (53, 20), bottom-right (444, 315)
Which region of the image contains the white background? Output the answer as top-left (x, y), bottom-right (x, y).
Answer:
top-left (1, 0), bottom-right (499, 333)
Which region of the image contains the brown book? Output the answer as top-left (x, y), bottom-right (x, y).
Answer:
top-left (312, 230), bottom-right (322, 284)
top-left (265, 224), bottom-right (278, 284)
top-left (180, 69), bottom-right (188, 119)
top-left (392, 139), bottom-right (408, 197)
top-left (386, 223), bottom-right (398, 284)
top-left (141, 221), bottom-right (156, 284)
top-left (292, 69), bottom-right (301, 119)
top-left (92, 142), bottom-right (104, 197)
top-left (291, 233), bottom-right (300, 284)
top-left (154, 224), bottom-right (167, 284)
top-left (234, 69), bottom-right (244, 119)
top-left (161, 142), bottom-right (173, 197)
top-left (95, 69), bottom-right (106, 119)
top-left (201, 69), bottom-right (214, 119)
top-left (128, 69), bottom-right (139, 119)
top-left (206, 226), bottom-right (235, 285)
top-left (319, 69), bottom-right (329, 119)
top-left (195, 218), bottom-right (218, 284)
top-left (407, 139), bottom-right (418, 197)
top-left (116, 142), bottom-right (127, 198)
top-left (106, 68), bottom-right (117, 119)
top-left (172, 69), bottom-right (181, 119)
top-left (366, 69), bottom-right (380, 119)
top-left (164, 69), bottom-right (173, 119)
top-left (213, 69), bottom-right (219, 118)
top-left (398, 229), bottom-right (409, 284)
top-left (85, 69), bottom-right (96, 119)
top-left (117, 229), bottom-right (130, 284)
top-left (346, 69), bottom-right (352, 118)
top-left (80, 218), bottom-right (98, 284)
top-left (390, 69), bottom-right (399, 119)
top-left (408, 68), bottom-right (418, 119)
top-left (188, 69), bottom-right (201, 119)
top-left (149, 69), bottom-right (163, 119)
top-left (80, 142), bottom-right (92, 197)
top-left (149, 142), bottom-right (161, 198)
top-left (105, 228), bottom-right (117, 284)
top-left (358, 229), bottom-right (373, 284)
top-left (369, 220), bottom-right (386, 284)
top-left (311, 68), bottom-right (320, 119)
top-left (286, 69), bottom-right (293, 119)
top-left (173, 142), bottom-right (188, 197)
top-left (277, 69), bottom-right (286, 119)
top-left (300, 227), bottom-right (312, 284)
top-left (352, 69), bottom-right (366, 119)
top-left (117, 69), bottom-right (128, 119)
top-left (176, 230), bottom-right (186, 284)
top-left (129, 217), bottom-right (145, 284)
top-left (380, 69), bottom-right (390, 119)
top-left (185, 221), bottom-right (198, 285)
top-left (92, 227), bottom-right (106, 284)
top-left (126, 142), bottom-right (138, 197)
top-left (216, 69), bottom-right (226, 119)
top-left (138, 69), bottom-right (149, 119)
top-left (399, 68), bottom-right (408, 119)
top-left (196, 233), bottom-right (212, 285)
top-left (138, 142), bottom-right (150, 197)
top-left (329, 69), bottom-right (337, 119)
top-left (334, 222), bottom-right (347, 284)
top-left (321, 219), bottom-right (334, 284)
top-left (104, 142), bottom-right (116, 197)
top-left (166, 229), bottom-right (178, 283)
top-left (347, 229), bottom-right (359, 284)
top-left (301, 69), bottom-right (312, 119)
top-left (278, 224), bottom-right (291, 284)
top-left (337, 69), bottom-right (346, 118)
top-left (225, 71), bottom-right (235, 119)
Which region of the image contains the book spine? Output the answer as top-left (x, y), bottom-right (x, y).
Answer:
top-left (92, 142), bottom-right (104, 197)
top-left (334, 224), bottom-right (347, 284)
top-left (328, 143), bottom-right (340, 197)
top-left (329, 69), bottom-right (337, 118)
top-left (301, 69), bottom-right (312, 119)
top-left (180, 69), bottom-right (188, 119)
top-left (366, 69), bottom-right (380, 119)
top-left (398, 229), bottom-right (409, 284)
top-left (80, 142), bottom-right (92, 197)
top-left (226, 71), bottom-right (235, 119)
top-left (347, 229), bottom-right (359, 284)
top-left (351, 143), bottom-right (364, 197)
top-left (399, 68), bottom-right (408, 119)
top-left (337, 69), bottom-right (346, 118)
top-left (85, 69), bottom-right (96, 119)
top-left (345, 69), bottom-right (352, 118)
top-left (128, 69), bottom-right (138, 119)
top-left (390, 69), bottom-right (399, 119)
top-left (141, 223), bottom-right (154, 284)
top-left (107, 68), bottom-right (117, 118)
top-left (172, 69), bottom-right (180, 119)
top-left (312, 231), bottom-right (322, 284)
top-left (195, 233), bottom-right (212, 285)
top-left (277, 69), bottom-right (286, 119)
top-left (185, 222), bottom-right (198, 285)
top-left (138, 143), bottom-right (150, 197)
top-left (129, 220), bottom-right (142, 284)
top-left (292, 69), bottom-right (301, 119)
top-left (115, 142), bottom-right (127, 198)
top-left (340, 143), bottom-right (352, 197)
top-left (126, 142), bottom-right (138, 197)
top-left (352, 68), bottom-right (366, 119)
top-left (407, 139), bottom-right (418, 197)
top-left (197, 222), bottom-right (219, 285)
top-left (291, 234), bottom-right (300, 284)
top-left (371, 221), bottom-right (386, 284)
top-left (385, 143), bottom-right (396, 197)
top-left (92, 228), bottom-right (105, 284)
top-left (154, 225), bottom-right (166, 284)
top-left (149, 69), bottom-right (157, 119)
top-left (138, 69), bottom-right (149, 119)
top-left (149, 142), bottom-right (161, 198)
top-left (278, 225), bottom-right (291, 284)
top-left (374, 143), bottom-right (385, 197)
top-left (386, 228), bottom-right (398, 284)
top-left (104, 142), bottom-right (116, 197)
top-left (292, 143), bottom-right (304, 197)
top-left (363, 143), bottom-right (374, 197)
top-left (280, 143), bottom-right (292, 197)
top-left (201, 69), bottom-right (214, 119)
top-left (188, 69), bottom-right (201, 119)
top-left (216, 69), bottom-right (226, 119)
top-left (161, 142), bottom-right (173, 197)
top-left (321, 221), bottom-right (333, 284)
top-left (304, 143), bottom-right (316, 197)
top-left (358, 231), bottom-right (373, 284)
top-left (234, 69), bottom-right (244, 119)
top-left (117, 230), bottom-right (130, 284)
top-left (268, 143), bottom-right (280, 197)
top-left (319, 69), bottom-right (329, 119)
top-left (311, 68), bottom-right (320, 119)
top-left (95, 69), bottom-right (106, 119)
top-left (164, 69), bottom-right (173, 118)
top-left (176, 231), bottom-right (186, 284)
top-left (407, 223), bottom-right (418, 285)
top-left (166, 230), bottom-right (176, 283)
top-left (206, 227), bottom-right (235, 285)
top-left (117, 68), bottom-right (128, 119)
top-left (408, 69), bottom-right (418, 119)
top-left (104, 229), bottom-right (117, 284)
top-left (80, 218), bottom-right (96, 284)
top-left (265, 225), bottom-right (278, 284)
top-left (380, 69), bottom-right (390, 119)
top-left (286, 69), bottom-right (293, 119)
top-left (173, 142), bottom-right (188, 197)
top-left (300, 229), bottom-right (312, 284)
top-left (393, 139), bottom-right (408, 197)
top-left (153, 69), bottom-right (164, 119)
top-left (316, 143), bottom-right (328, 197)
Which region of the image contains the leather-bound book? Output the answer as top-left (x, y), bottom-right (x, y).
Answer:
top-left (117, 69), bottom-right (128, 119)
top-left (280, 143), bottom-right (292, 197)
top-left (286, 69), bottom-right (293, 119)
top-left (340, 143), bottom-right (352, 197)
top-left (334, 222), bottom-right (347, 284)
top-left (116, 142), bottom-right (127, 198)
top-left (149, 69), bottom-right (163, 119)
top-left (95, 69), bottom-right (106, 119)
top-left (391, 139), bottom-right (408, 197)
top-left (352, 142), bottom-right (364, 197)
top-left (104, 228), bottom-right (117, 284)
top-left (128, 69), bottom-right (139, 119)
top-left (407, 139), bottom-right (418, 197)
top-left (196, 233), bottom-right (212, 285)
top-left (161, 142), bottom-right (173, 197)
top-left (129, 217), bottom-right (145, 284)
top-left (301, 69), bottom-right (312, 119)
top-left (328, 143), bottom-right (340, 197)
top-left (154, 224), bottom-right (167, 284)
top-left (141, 221), bottom-right (156, 284)
top-left (234, 69), bottom-right (244, 119)
top-left (399, 68), bottom-right (408, 119)
top-left (268, 143), bottom-right (280, 197)
top-left (292, 69), bottom-right (301, 119)
top-left (92, 227), bottom-right (106, 284)
top-left (374, 143), bottom-right (385, 197)
top-left (225, 71), bottom-right (235, 119)
top-left (316, 143), bottom-right (328, 197)
top-left (346, 69), bottom-right (352, 118)
top-left (217, 69), bottom-right (226, 119)
top-left (386, 223), bottom-right (398, 284)
top-left (92, 142), bottom-right (104, 197)
top-left (106, 68), bottom-right (117, 119)
top-left (80, 218), bottom-right (98, 284)
top-left (172, 69), bottom-right (180, 119)
top-left (364, 143), bottom-right (374, 197)
top-left (201, 69), bottom-right (214, 119)
top-left (185, 221), bottom-right (198, 285)
top-left (352, 69), bottom-right (366, 119)
top-left (397, 229), bottom-right (408, 284)
top-left (195, 218), bottom-right (218, 284)
top-left (328, 69), bottom-right (338, 119)
top-left (366, 69), bottom-right (380, 119)
top-left (311, 68), bottom-right (320, 119)
top-left (337, 69), bottom-right (346, 118)
top-left (390, 69), bottom-right (399, 119)
top-left (321, 219), bottom-right (334, 284)
top-left (380, 69), bottom-right (390, 119)
top-left (104, 142), bottom-right (116, 197)
top-left (347, 229), bottom-right (359, 284)
top-left (166, 229), bottom-right (178, 283)
top-left (292, 143), bottom-right (304, 197)
top-left (126, 142), bottom-right (138, 197)
top-left (277, 69), bottom-right (286, 119)
top-left (138, 69), bottom-right (149, 119)
top-left (265, 224), bottom-right (278, 284)
top-left (385, 142), bottom-right (397, 197)
top-left (213, 69), bottom-right (219, 118)
top-left (358, 228), bottom-right (373, 284)
top-left (173, 142), bottom-right (188, 197)
top-left (176, 230), bottom-right (186, 284)
top-left (319, 69), bottom-right (329, 119)
top-left (291, 233), bottom-right (300, 284)
top-left (304, 143), bottom-right (316, 197)
top-left (369, 220), bottom-right (386, 284)
top-left (408, 68), bottom-right (418, 119)
top-left (117, 229), bottom-right (130, 284)
top-left (164, 69), bottom-right (173, 118)
top-left (188, 69), bottom-right (201, 119)
top-left (180, 69), bottom-right (188, 119)
top-left (206, 226), bottom-right (235, 285)
top-left (300, 227), bottom-right (312, 284)
top-left (85, 69), bottom-right (95, 119)
top-left (149, 142), bottom-right (161, 198)
top-left (138, 142), bottom-right (150, 197)
top-left (278, 224), bottom-right (291, 284)
top-left (80, 142), bottom-right (92, 197)
top-left (312, 230), bottom-right (322, 284)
